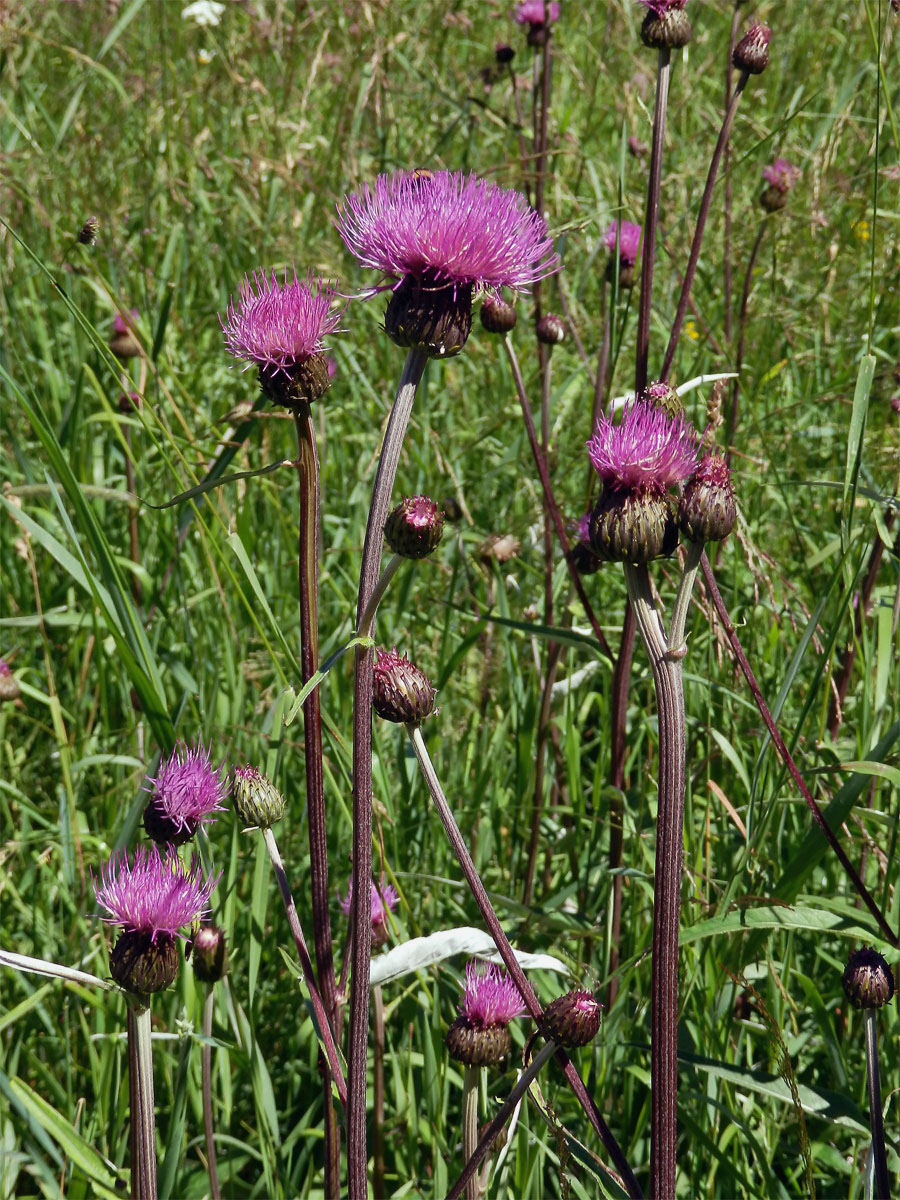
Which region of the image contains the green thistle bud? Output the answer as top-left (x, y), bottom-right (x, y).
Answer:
top-left (589, 490), bottom-right (678, 564)
top-left (678, 454), bottom-right (736, 543)
top-left (232, 765), bottom-right (285, 829)
top-left (372, 648), bottom-right (436, 724)
top-left (384, 496), bottom-right (445, 559)
top-left (639, 380), bottom-right (682, 418)
top-left (641, 6), bottom-right (691, 50)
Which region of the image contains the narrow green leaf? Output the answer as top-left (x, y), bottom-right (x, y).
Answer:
top-left (8, 1077), bottom-right (119, 1189)
top-left (283, 634), bottom-right (374, 727)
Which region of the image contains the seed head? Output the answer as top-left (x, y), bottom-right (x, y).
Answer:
top-left (143, 740), bottom-right (229, 846)
top-left (842, 948), bottom-right (895, 1009)
top-left (372, 648), bottom-right (436, 725)
top-left (541, 989), bottom-right (603, 1048)
top-left (384, 496), bottom-right (445, 559)
top-left (220, 270), bottom-right (343, 406)
top-left (232, 765), bottom-right (286, 829)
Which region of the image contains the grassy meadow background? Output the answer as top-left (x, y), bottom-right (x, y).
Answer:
top-left (1, 0), bottom-right (899, 1196)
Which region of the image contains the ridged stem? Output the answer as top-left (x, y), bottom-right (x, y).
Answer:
top-left (865, 1009), bottom-right (891, 1200)
top-left (461, 1065), bottom-right (481, 1200)
top-left (635, 47), bottom-right (671, 393)
top-left (372, 983), bottom-right (387, 1200)
top-left (623, 562), bottom-right (687, 1200)
top-left (606, 601), bottom-right (636, 1010)
top-left (201, 989), bottom-right (220, 1200)
top-left (261, 826), bottom-right (347, 1104)
top-left (406, 724), bottom-right (643, 1198)
top-left (127, 1002), bottom-right (157, 1200)
top-left (293, 406), bottom-right (340, 1197)
top-left (503, 335), bottom-right (612, 661)
top-left (449, 1041), bottom-right (558, 1200)
top-left (699, 553), bottom-right (897, 946)
top-left (348, 347), bottom-right (428, 1198)
top-left (660, 72), bottom-right (749, 382)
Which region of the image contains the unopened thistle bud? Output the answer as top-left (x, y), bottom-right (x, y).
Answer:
top-left (678, 454), bottom-right (736, 543)
top-left (384, 496), bottom-right (445, 559)
top-left (189, 925), bottom-right (228, 984)
top-left (232, 765), bottom-right (285, 829)
top-left (110, 310), bottom-right (142, 359)
top-left (536, 312), bottom-right (565, 345)
top-left (589, 490), bottom-right (678, 564)
top-left (733, 22), bottom-right (770, 74)
top-left (78, 216), bottom-right (99, 245)
top-left (110, 929), bottom-right (179, 996)
top-left (541, 989), bottom-right (602, 1048)
top-left (495, 43), bottom-right (515, 65)
top-left (639, 380), bottom-right (682, 418)
top-left (372, 648), bottom-right (436, 724)
top-left (0, 660), bottom-right (20, 702)
top-left (480, 295), bottom-right (517, 334)
top-left (640, 1), bottom-right (691, 50)
top-left (842, 948), bottom-right (895, 1010)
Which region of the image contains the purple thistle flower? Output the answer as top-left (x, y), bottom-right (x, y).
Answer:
top-left (762, 158), bottom-right (801, 194)
top-left (339, 879), bottom-right (399, 947)
top-left (638, 0), bottom-right (687, 13)
top-left (93, 844), bottom-right (218, 942)
top-left (458, 960), bottom-right (526, 1028)
top-left (587, 400), bottom-right (699, 495)
top-left (603, 219), bottom-right (643, 268)
top-left (335, 170), bottom-right (559, 297)
top-left (220, 269), bottom-right (343, 378)
top-left (112, 308), bottom-right (139, 335)
top-left (515, 0), bottom-right (560, 26)
top-left (144, 740), bottom-right (229, 846)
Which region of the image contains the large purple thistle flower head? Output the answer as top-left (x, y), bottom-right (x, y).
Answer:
top-left (336, 169), bottom-right (558, 357)
top-left (144, 739), bottom-right (229, 846)
top-left (459, 960), bottom-right (526, 1028)
top-left (587, 399), bottom-right (699, 495)
top-left (336, 170), bottom-right (559, 297)
top-left (220, 270), bottom-right (343, 405)
top-left (93, 844), bottom-right (218, 942)
top-left (603, 219), bottom-right (643, 268)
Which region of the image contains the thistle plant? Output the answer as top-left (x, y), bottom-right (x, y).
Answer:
top-left (93, 845), bottom-right (218, 1200)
